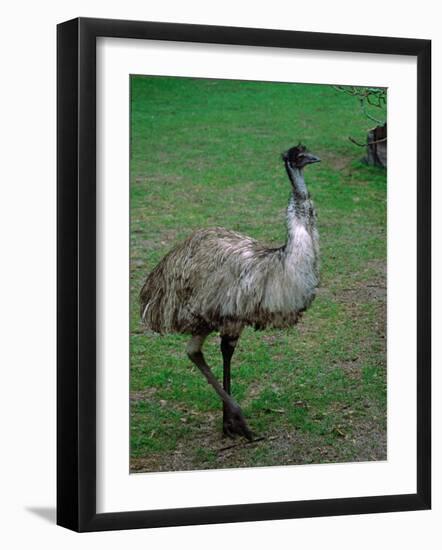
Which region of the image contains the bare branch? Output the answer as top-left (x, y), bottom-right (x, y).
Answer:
top-left (335, 85), bottom-right (386, 125)
top-left (348, 136), bottom-right (388, 147)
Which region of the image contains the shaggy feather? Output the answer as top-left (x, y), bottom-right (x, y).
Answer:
top-left (140, 147), bottom-right (320, 336)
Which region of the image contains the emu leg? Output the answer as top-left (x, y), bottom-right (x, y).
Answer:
top-left (187, 334), bottom-right (252, 441)
top-left (221, 335), bottom-right (241, 438)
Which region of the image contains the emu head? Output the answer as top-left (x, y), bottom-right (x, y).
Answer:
top-left (282, 144), bottom-right (321, 169)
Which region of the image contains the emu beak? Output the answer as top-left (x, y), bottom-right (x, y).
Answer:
top-left (307, 154), bottom-right (321, 164)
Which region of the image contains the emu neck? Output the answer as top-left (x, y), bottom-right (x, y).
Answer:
top-left (284, 165), bottom-right (311, 255)
top-left (284, 162), bottom-right (308, 199)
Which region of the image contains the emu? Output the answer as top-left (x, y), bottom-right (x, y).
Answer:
top-left (140, 144), bottom-right (321, 440)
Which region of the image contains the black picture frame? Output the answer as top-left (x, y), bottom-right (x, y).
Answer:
top-left (57, 17), bottom-right (431, 532)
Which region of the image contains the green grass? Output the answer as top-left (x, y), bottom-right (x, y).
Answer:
top-left (129, 76), bottom-right (387, 472)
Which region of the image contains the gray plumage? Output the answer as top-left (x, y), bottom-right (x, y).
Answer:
top-left (139, 144), bottom-right (321, 439)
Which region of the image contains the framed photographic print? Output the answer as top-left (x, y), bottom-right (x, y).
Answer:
top-left (57, 17), bottom-right (431, 532)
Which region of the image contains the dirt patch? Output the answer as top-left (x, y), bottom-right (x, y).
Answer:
top-left (319, 151), bottom-right (353, 173)
top-left (339, 360), bottom-right (363, 380)
top-left (313, 259), bottom-right (386, 306)
top-left (131, 417), bottom-right (222, 473)
top-left (130, 415), bottom-right (386, 473)
top-left (338, 283), bottom-right (385, 304)
top-left (261, 334), bottom-right (280, 346)
top-left (130, 387), bottom-right (158, 403)
top-left (335, 260), bottom-right (386, 304)
top-left (344, 404), bottom-right (387, 461)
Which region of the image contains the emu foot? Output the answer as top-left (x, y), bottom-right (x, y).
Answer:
top-left (223, 404), bottom-right (254, 441)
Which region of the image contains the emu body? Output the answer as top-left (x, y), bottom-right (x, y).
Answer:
top-left (140, 145), bottom-right (320, 439)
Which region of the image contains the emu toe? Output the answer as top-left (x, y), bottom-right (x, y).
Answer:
top-left (223, 406), bottom-right (254, 441)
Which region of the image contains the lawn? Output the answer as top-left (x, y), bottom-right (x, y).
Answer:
top-left (129, 76), bottom-right (387, 472)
